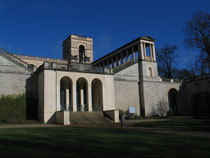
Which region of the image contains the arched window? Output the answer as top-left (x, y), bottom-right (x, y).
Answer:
top-left (79, 45), bottom-right (85, 63)
top-left (148, 67), bottom-right (152, 77)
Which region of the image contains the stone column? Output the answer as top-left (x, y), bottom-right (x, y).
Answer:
top-left (126, 50), bottom-right (130, 61)
top-left (107, 59), bottom-right (110, 68)
top-left (111, 57), bottom-right (114, 68)
top-left (143, 43), bottom-right (146, 57)
top-left (88, 83), bottom-right (92, 111)
top-left (118, 55), bottom-right (121, 65)
top-left (116, 55), bottom-right (119, 66)
top-left (80, 87), bottom-right (84, 111)
top-left (61, 91), bottom-right (65, 110)
top-left (110, 59), bottom-right (112, 68)
top-left (121, 53), bottom-right (124, 64)
top-left (72, 81), bottom-right (77, 112)
top-left (123, 52), bottom-right (126, 63)
top-left (132, 47), bottom-right (135, 59)
top-left (140, 42), bottom-right (144, 60)
top-left (152, 44), bottom-right (156, 61)
top-left (65, 88), bottom-right (69, 110)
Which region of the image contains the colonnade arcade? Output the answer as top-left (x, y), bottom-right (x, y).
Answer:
top-left (59, 76), bottom-right (103, 112)
top-left (92, 37), bottom-right (156, 69)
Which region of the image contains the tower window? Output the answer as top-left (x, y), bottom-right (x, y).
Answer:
top-left (79, 45), bottom-right (85, 62)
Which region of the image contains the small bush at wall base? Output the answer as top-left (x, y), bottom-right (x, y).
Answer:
top-left (0, 94), bottom-right (26, 123)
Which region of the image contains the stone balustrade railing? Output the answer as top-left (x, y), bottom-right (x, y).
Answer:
top-left (42, 62), bottom-right (113, 74)
top-left (161, 78), bottom-right (182, 83)
top-left (183, 74), bottom-right (210, 83)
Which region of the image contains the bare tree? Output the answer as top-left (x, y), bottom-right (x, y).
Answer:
top-left (156, 45), bottom-right (178, 78)
top-left (184, 11), bottom-right (210, 74)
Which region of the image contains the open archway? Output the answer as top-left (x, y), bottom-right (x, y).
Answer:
top-left (60, 76), bottom-right (72, 111)
top-left (168, 88), bottom-right (178, 115)
top-left (76, 77), bottom-right (88, 111)
top-left (92, 78), bottom-right (103, 111)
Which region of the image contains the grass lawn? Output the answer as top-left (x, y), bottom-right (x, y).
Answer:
top-left (0, 124), bottom-right (210, 158)
top-left (128, 118), bottom-right (210, 132)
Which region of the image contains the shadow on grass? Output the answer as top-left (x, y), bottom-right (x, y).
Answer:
top-left (0, 126), bottom-right (210, 158)
top-left (129, 118), bottom-right (210, 132)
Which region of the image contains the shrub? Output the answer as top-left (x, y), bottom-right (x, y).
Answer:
top-left (0, 94), bottom-right (26, 123)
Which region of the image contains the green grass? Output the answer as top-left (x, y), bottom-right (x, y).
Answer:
top-left (129, 118), bottom-right (210, 132)
top-left (0, 126), bottom-right (210, 158)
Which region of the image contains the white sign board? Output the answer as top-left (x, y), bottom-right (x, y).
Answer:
top-left (129, 107), bottom-right (136, 114)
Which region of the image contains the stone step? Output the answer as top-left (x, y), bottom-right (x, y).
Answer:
top-left (70, 111), bottom-right (114, 125)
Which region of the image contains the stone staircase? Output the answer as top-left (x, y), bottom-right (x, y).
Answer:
top-left (70, 111), bottom-right (114, 125)
top-left (0, 48), bottom-right (34, 72)
top-left (112, 57), bottom-right (139, 74)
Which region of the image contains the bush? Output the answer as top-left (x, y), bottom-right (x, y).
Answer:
top-left (0, 94), bottom-right (26, 123)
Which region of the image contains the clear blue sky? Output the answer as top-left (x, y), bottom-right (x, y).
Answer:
top-left (0, 0), bottom-right (209, 68)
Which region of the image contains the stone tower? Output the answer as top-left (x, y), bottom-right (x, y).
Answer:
top-left (138, 36), bottom-right (159, 79)
top-left (62, 34), bottom-right (93, 63)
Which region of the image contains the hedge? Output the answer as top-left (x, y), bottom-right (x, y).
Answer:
top-left (0, 94), bottom-right (26, 123)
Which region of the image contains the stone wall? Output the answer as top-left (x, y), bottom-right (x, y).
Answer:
top-left (114, 63), bottom-right (141, 116)
top-left (181, 76), bottom-right (210, 115)
top-left (0, 55), bottom-right (31, 96)
top-left (142, 80), bottom-right (181, 116)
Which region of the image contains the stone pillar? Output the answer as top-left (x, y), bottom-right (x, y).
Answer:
top-left (152, 44), bottom-right (156, 61)
top-left (116, 55), bottom-right (119, 66)
top-left (143, 43), bottom-right (146, 57)
top-left (88, 83), bottom-right (92, 111)
top-left (126, 50), bottom-right (130, 61)
top-left (107, 59), bottom-right (110, 68)
top-left (121, 53), bottom-right (124, 64)
top-left (140, 42), bottom-right (144, 60)
top-left (118, 55), bottom-right (121, 65)
top-left (111, 57), bottom-right (114, 68)
top-left (72, 82), bottom-right (77, 112)
top-left (61, 91), bottom-right (65, 110)
top-left (132, 47), bottom-right (135, 59)
top-left (65, 88), bottom-right (69, 110)
top-left (80, 87), bottom-right (84, 111)
top-left (123, 52), bottom-right (126, 63)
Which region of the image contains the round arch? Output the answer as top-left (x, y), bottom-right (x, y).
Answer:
top-left (168, 88), bottom-right (178, 115)
top-left (91, 78), bottom-right (103, 111)
top-left (76, 77), bottom-right (88, 111)
top-left (60, 76), bottom-right (72, 111)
